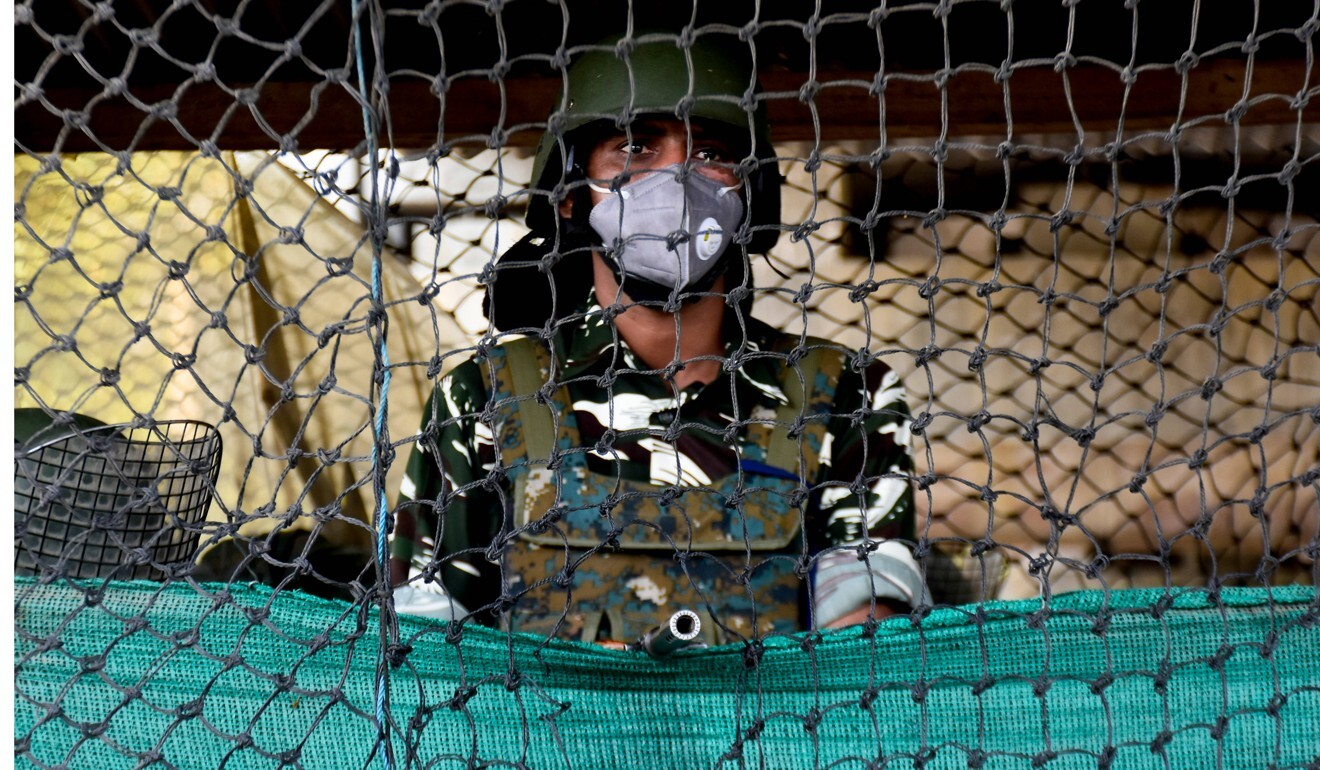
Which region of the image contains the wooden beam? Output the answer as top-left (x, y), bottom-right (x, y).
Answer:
top-left (16, 58), bottom-right (1312, 154)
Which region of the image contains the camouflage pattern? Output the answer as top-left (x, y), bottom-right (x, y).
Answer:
top-left (392, 299), bottom-right (915, 643)
top-left (490, 337), bottom-right (840, 642)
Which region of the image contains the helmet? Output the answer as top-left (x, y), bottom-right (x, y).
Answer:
top-left (486, 34), bottom-right (780, 332)
top-left (527, 34), bottom-right (781, 254)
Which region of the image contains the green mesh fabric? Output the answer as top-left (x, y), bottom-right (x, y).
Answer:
top-left (15, 580), bottom-right (1318, 769)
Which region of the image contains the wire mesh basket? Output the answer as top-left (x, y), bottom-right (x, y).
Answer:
top-left (14, 419), bottom-right (222, 581)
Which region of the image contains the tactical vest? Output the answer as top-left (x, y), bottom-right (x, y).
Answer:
top-left (482, 336), bottom-right (844, 644)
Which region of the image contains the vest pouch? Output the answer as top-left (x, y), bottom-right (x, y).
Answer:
top-left (504, 543), bottom-right (803, 642)
top-left (511, 464), bottom-right (804, 552)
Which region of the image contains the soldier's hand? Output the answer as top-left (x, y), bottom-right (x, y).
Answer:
top-left (824, 599), bottom-right (905, 629)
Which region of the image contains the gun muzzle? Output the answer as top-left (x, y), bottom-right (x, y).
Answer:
top-left (634, 610), bottom-right (703, 658)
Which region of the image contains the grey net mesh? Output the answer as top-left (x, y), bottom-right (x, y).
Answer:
top-left (12, 1), bottom-right (1320, 769)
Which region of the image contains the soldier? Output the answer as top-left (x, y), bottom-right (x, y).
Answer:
top-left (391, 34), bottom-right (927, 645)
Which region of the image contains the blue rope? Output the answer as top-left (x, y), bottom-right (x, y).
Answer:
top-left (348, 1), bottom-right (393, 767)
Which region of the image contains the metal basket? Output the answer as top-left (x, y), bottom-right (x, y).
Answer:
top-left (14, 419), bottom-right (222, 581)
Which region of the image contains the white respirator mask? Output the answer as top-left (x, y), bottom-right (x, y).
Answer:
top-left (587, 164), bottom-right (744, 298)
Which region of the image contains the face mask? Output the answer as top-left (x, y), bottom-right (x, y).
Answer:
top-left (587, 165), bottom-right (744, 295)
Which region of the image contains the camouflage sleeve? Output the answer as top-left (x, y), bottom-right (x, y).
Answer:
top-left (810, 358), bottom-right (927, 626)
top-left (391, 359), bottom-right (501, 609)
top-left (817, 360), bottom-right (915, 544)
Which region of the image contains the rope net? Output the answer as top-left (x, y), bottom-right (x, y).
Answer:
top-left (13, 1), bottom-right (1320, 768)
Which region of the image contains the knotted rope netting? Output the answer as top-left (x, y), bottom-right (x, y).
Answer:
top-left (13, 1), bottom-right (1320, 768)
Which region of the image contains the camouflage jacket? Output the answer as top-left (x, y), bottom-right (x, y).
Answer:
top-left (393, 299), bottom-right (919, 641)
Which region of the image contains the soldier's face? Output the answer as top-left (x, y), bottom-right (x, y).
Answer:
top-left (585, 118), bottom-right (741, 201)
top-left (576, 118), bottom-right (743, 210)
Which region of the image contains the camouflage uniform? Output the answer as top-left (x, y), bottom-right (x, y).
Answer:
top-left (394, 299), bottom-right (919, 643)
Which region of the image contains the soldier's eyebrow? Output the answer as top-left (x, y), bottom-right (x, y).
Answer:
top-left (688, 121), bottom-right (747, 156)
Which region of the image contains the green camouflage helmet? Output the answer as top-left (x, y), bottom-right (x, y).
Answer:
top-left (527, 34), bottom-right (782, 255)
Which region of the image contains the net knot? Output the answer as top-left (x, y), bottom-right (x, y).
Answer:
top-left (863, 74), bottom-right (887, 101)
top-left (672, 93), bottom-right (698, 122)
top-left (1224, 100), bottom-right (1248, 124)
top-left (914, 345), bottom-right (941, 367)
top-left (489, 593), bottom-right (517, 617)
top-left (176, 698), bottom-right (205, 720)
top-left (1039, 505), bottom-right (1075, 527)
top-left (741, 642), bottom-right (763, 670)
top-left (213, 15), bottom-right (241, 37)
top-left (994, 60), bottom-right (1013, 84)
top-left (276, 225), bottom-right (304, 245)
top-left (129, 27), bottom-right (160, 47)
top-left (145, 100), bottom-right (176, 121)
top-left (801, 706), bottom-right (823, 733)
top-left (186, 61), bottom-right (217, 88)
top-left (386, 643), bottom-right (412, 667)
top-left (1052, 53), bottom-right (1076, 72)
top-left (848, 280), bottom-right (879, 303)
top-left (448, 684), bottom-right (477, 710)
top-left (724, 283), bottom-right (751, 307)
top-left (584, 426), bottom-right (615, 456)
top-left (858, 685), bottom-right (881, 710)
top-left (482, 465), bottom-right (507, 491)
top-left (1149, 730), bottom-right (1173, 754)
top-left (1266, 693), bottom-right (1288, 717)
top-left (791, 221), bottom-right (820, 243)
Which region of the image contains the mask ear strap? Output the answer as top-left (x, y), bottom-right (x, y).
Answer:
top-left (587, 181), bottom-right (631, 198)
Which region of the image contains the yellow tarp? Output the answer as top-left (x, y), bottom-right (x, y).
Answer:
top-left (15, 151), bottom-right (465, 550)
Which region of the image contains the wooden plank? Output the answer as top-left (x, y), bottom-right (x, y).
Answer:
top-left (15, 58), bottom-right (1312, 153)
